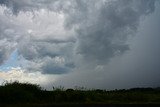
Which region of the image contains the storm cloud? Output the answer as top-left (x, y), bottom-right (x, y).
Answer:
top-left (0, 0), bottom-right (160, 89)
top-left (71, 0), bottom-right (155, 64)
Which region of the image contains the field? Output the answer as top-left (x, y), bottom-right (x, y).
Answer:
top-left (0, 82), bottom-right (160, 106)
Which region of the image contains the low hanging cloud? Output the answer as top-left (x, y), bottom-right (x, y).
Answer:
top-left (0, 0), bottom-right (156, 75)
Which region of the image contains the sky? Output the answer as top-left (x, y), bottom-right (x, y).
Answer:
top-left (0, 0), bottom-right (160, 90)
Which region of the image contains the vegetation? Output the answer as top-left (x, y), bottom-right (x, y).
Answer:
top-left (0, 81), bottom-right (160, 106)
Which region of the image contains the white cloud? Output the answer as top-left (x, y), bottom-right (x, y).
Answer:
top-left (0, 67), bottom-right (59, 89)
top-left (0, 3), bottom-right (76, 74)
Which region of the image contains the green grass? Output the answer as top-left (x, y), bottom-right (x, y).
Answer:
top-left (0, 81), bottom-right (160, 105)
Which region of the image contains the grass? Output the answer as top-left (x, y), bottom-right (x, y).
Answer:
top-left (0, 81), bottom-right (160, 106)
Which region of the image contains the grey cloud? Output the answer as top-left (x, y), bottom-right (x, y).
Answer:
top-left (70, 0), bottom-right (155, 64)
top-left (0, 0), bottom-right (73, 14)
top-left (0, 13), bottom-right (18, 65)
top-left (33, 36), bottom-right (76, 44)
top-left (0, 0), bottom-right (48, 14)
top-left (18, 37), bottom-right (75, 59)
top-left (0, 0), bottom-right (157, 76)
top-left (0, 0), bottom-right (76, 74)
top-left (41, 58), bottom-right (70, 74)
top-left (54, 2), bottom-right (160, 89)
top-left (42, 65), bottom-right (69, 74)
top-left (17, 36), bottom-right (75, 74)
top-left (0, 0), bottom-right (34, 14)
top-left (0, 39), bottom-right (16, 64)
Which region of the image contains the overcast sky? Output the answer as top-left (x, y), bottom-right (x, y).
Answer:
top-left (0, 0), bottom-right (160, 90)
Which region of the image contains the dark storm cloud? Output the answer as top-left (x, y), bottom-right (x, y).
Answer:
top-left (54, 1), bottom-right (160, 89)
top-left (65, 0), bottom-right (155, 64)
top-left (41, 60), bottom-right (70, 74)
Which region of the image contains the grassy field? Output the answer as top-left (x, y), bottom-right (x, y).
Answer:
top-left (0, 82), bottom-right (160, 106)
